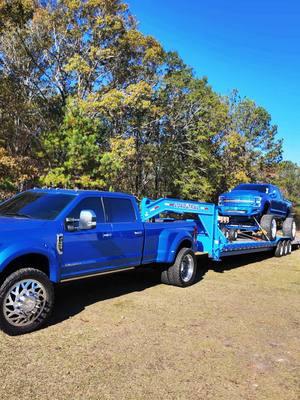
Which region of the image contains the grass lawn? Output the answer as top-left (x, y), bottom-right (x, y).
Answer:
top-left (1, 249), bottom-right (299, 400)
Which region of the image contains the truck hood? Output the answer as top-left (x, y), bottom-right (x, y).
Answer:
top-left (221, 190), bottom-right (264, 198)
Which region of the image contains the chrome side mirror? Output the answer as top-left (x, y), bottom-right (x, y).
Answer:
top-left (79, 209), bottom-right (97, 230)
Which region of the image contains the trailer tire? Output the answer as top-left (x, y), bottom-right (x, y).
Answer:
top-left (167, 248), bottom-right (197, 287)
top-left (274, 241), bottom-right (284, 257)
top-left (287, 240), bottom-right (292, 255)
top-left (0, 268), bottom-right (54, 336)
top-left (228, 229), bottom-right (238, 242)
top-left (282, 217), bottom-right (296, 240)
top-left (283, 240), bottom-right (289, 256)
top-left (260, 214), bottom-right (277, 241)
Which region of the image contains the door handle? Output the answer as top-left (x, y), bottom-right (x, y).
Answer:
top-left (103, 233), bottom-right (112, 238)
top-left (134, 231), bottom-right (143, 236)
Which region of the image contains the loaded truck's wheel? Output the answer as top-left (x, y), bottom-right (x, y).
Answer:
top-left (161, 248), bottom-right (197, 287)
top-left (260, 214), bottom-right (277, 241)
top-left (0, 268), bottom-right (54, 336)
top-left (274, 241), bottom-right (284, 257)
top-left (282, 217), bottom-right (296, 240)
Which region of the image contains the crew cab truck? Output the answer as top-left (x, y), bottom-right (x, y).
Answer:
top-left (0, 189), bottom-right (198, 335)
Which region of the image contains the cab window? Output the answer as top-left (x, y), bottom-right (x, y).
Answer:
top-left (67, 197), bottom-right (105, 222)
top-left (103, 197), bottom-right (136, 223)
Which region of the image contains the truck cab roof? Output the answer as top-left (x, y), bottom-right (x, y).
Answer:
top-left (30, 188), bottom-right (134, 198)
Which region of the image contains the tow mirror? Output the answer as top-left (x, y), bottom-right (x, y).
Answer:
top-left (65, 209), bottom-right (97, 231)
top-left (79, 210), bottom-right (97, 230)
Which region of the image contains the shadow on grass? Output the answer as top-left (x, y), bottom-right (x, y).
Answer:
top-left (211, 251), bottom-right (275, 273)
top-left (48, 251), bottom-right (277, 328)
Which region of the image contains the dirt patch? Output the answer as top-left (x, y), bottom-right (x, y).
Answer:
top-left (1, 250), bottom-right (299, 400)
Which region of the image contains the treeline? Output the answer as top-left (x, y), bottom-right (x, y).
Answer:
top-left (0, 0), bottom-right (299, 204)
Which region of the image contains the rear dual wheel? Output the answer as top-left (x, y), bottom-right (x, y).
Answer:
top-left (161, 248), bottom-right (197, 287)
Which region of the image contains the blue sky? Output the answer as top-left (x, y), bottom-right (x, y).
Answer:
top-left (128, 0), bottom-right (300, 164)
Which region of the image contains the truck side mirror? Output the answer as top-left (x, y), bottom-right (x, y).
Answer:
top-left (65, 209), bottom-right (97, 231)
top-left (79, 209), bottom-right (97, 230)
top-left (271, 191), bottom-right (277, 198)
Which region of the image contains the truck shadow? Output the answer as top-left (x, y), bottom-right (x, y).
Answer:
top-left (48, 251), bottom-right (277, 328)
top-left (50, 268), bottom-right (162, 327)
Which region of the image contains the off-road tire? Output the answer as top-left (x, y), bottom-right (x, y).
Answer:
top-left (260, 214), bottom-right (277, 241)
top-left (282, 217), bottom-right (296, 240)
top-left (0, 268), bottom-right (54, 336)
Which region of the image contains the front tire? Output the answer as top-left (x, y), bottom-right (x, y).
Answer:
top-left (0, 268), bottom-right (54, 336)
top-left (161, 248), bottom-right (197, 287)
top-left (260, 214), bottom-right (277, 241)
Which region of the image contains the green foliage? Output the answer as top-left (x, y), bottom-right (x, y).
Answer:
top-left (273, 161), bottom-right (300, 204)
top-left (0, 0), bottom-right (294, 203)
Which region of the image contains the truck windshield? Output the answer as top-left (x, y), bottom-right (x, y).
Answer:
top-left (0, 192), bottom-right (75, 220)
top-left (233, 184), bottom-right (269, 193)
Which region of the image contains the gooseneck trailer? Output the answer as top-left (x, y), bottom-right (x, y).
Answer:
top-left (140, 197), bottom-right (299, 260)
top-left (0, 189), bottom-right (298, 335)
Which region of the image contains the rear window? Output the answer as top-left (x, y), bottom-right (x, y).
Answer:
top-left (103, 198), bottom-right (136, 223)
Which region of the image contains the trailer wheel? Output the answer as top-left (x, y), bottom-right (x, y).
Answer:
top-left (0, 268), bottom-right (54, 336)
top-left (287, 240), bottom-right (292, 255)
top-left (164, 248), bottom-right (197, 287)
top-left (274, 241), bottom-right (284, 257)
top-left (282, 217), bottom-right (296, 240)
top-left (228, 229), bottom-right (238, 242)
top-left (282, 240), bottom-right (289, 256)
top-left (260, 214), bottom-right (277, 241)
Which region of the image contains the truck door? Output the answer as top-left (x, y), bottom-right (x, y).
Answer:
top-left (270, 187), bottom-right (286, 216)
top-left (61, 196), bottom-right (114, 278)
top-left (102, 196), bottom-right (144, 267)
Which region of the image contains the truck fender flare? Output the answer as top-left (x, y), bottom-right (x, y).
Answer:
top-left (156, 231), bottom-right (193, 264)
top-left (0, 244), bottom-right (59, 282)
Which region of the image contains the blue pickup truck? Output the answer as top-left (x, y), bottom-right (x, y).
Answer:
top-left (218, 183), bottom-right (295, 241)
top-left (0, 189), bottom-right (198, 335)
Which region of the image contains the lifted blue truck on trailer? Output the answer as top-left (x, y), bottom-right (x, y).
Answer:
top-left (0, 188), bottom-right (298, 335)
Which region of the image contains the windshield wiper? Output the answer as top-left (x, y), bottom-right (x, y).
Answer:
top-left (0, 212), bottom-right (32, 219)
